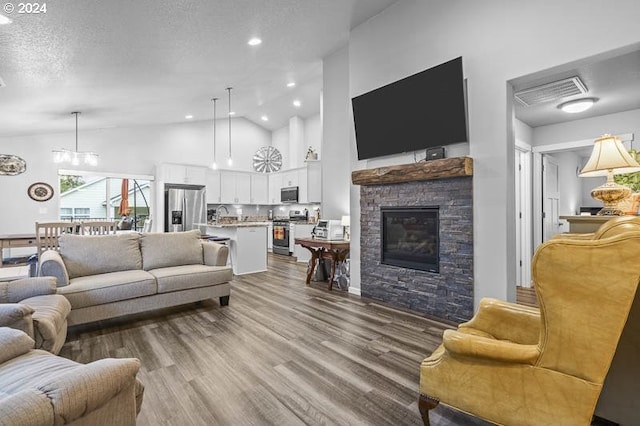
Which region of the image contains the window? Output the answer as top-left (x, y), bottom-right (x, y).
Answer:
top-left (58, 170), bottom-right (154, 231)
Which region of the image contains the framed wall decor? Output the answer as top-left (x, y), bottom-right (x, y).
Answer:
top-left (27, 182), bottom-right (54, 202)
top-left (0, 154), bottom-right (27, 176)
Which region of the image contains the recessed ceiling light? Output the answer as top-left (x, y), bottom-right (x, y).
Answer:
top-left (293, 100), bottom-right (301, 107)
top-left (261, 115), bottom-right (269, 121)
top-left (248, 37), bottom-right (262, 46)
top-left (558, 98), bottom-right (597, 114)
top-left (185, 115), bottom-right (193, 119)
top-left (287, 82), bottom-right (296, 88)
top-left (0, 14), bottom-right (12, 25)
top-left (228, 111), bottom-right (236, 116)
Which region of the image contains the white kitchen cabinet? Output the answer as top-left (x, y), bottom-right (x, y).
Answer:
top-left (268, 173), bottom-right (281, 204)
top-left (159, 163), bottom-right (207, 185)
top-left (267, 223), bottom-right (273, 251)
top-left (206, 170), bottom-right (221, 204)
top-left (220, 171), bottom-right (251, 204)
top-left (305, 161), bottom-right (322, 203)
top-left (280, 170), bottom-right (298, 188)
top-left (250, 173), bottom-right (269, 204)
top-left (297, 168), bottom-right (309, 204)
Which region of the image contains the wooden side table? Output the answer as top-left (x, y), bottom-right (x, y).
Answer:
top-left (0, 234), bottom-right (38, 268)
top-left (294, 237), bottom-right (350, 291)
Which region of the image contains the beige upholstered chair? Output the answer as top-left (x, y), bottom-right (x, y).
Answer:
top-left (80, 220), bottom-right (118, 235)
top-left (419, 230), bottom-right (640, 426)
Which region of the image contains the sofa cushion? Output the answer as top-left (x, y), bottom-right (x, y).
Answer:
top-left (59, 233), bottom-right (142, 279)
top-left (149, 264), bottom-right (233, 293)
top-left (0, 327), bottom-right (35, 365)
top-left (0, 349), bottom-right (80, 393)
top-left (140, 230), bottom-right (203, 271)
top-left (57, 270), bottom-right (156, 309)
top-left (21, 294), bottom-right (71, 352)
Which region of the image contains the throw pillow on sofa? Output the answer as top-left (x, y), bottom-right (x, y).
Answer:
top-left (140, 229), bottom-right (203, 270)
top-left (59, 233), bottom-right (143, 279)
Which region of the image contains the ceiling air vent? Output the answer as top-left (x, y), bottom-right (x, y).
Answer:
top-left (514, 76), bottom-right (587, 107)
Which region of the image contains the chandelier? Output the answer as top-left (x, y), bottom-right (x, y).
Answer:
top-left (52, 112), bottom-right (98, 166)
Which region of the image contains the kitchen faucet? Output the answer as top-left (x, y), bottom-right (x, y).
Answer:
top-left (215, 205), bottom-right (229, 222)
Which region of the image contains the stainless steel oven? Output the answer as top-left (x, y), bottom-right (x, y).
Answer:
top-left (272, 220), bottom-right (291, 255)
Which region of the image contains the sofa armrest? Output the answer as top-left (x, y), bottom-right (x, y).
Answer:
top-left (1, 277), bottom-right (57, 303)
top-left (0, 389), bottom-right (55, 426)
top-left (443, 329), bottom-right (540, 364)
top-left (202, 241), bottom-right (229, 266)
top-left (0, 304), bottom-right (35, 338)
top-left (39, 250), bottom-right (69, 287)
top-left (459, 298), bottom-right (541, 345)
top-left (551, 232), bottom-right (594, 240)
top-left (0, 327), bottom-right (35, 364)
top-left (40, 357), bottom-right (141, 425)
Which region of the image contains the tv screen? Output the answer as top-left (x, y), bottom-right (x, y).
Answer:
top-left (352, 57), bottom-right (467, 161)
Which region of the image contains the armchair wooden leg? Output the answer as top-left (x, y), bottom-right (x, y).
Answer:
top-left (418, 394), bottom-right (439, 426)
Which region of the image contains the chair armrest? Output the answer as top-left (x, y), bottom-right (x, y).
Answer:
top-left (443, 329), bottom-right (540, 364)
top-left (0, 304), bottom-right (35, 337)
top-left (459, 298), bottom-right (541, 345)
top-left (0, 389), bottom-right (55, 426)
top-left (1, 277), bottom-right (57, 302)
top-left (39, 250), bottom-right (69, 287)
top-left (202, 241), bottom-right (229, 266)
top-left (40, 357), bottom-right (141, 424)
top-left (0, 327), bottom-right (35, 364)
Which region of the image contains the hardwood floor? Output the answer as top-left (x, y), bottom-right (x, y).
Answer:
top-left (60, 254), bottom-right (490, 426)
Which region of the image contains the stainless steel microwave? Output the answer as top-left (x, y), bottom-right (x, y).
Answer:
top-left (281, 186), bottom-right (299, 203)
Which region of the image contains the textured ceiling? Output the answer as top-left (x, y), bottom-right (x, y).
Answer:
top-left (512, 48), bottom-right (640, 128)
top-left (0, 0), bottom-right (397, 136)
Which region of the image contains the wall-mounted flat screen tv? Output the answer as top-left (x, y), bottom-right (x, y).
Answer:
top-left (352, 56), bottom-right (467, 161)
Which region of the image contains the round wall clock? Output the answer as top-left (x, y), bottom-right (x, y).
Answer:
top-left (27, 182), bottom-right (54, 202)
top-left (253, 146), bottom-right (283, 173)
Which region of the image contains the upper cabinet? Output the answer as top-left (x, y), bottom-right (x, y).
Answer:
top-left (158, 164), bottom-right (207, 185)
top-left (267, 162), bottom-right (321, 204)
top-left (250, 174), bottom-right (269, 205)
top-left (206, 170), bottom-right (221, 204)
top-left (220, 171), bottom-right (251, 204)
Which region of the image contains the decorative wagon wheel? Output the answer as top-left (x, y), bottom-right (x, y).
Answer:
top-left (252, 146), bottom-right (283, 173)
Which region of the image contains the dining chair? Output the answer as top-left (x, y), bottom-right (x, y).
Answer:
top-left (79, 220), bottom-right (118, 235)
top-left (35, 221), bottom-right (77, 258)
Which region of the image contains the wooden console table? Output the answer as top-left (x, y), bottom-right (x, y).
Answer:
top-left (0, 234), bottom-right (38, 267)
top-left (294, 237), bottom-right (350, 291)
top-left (559, 215), bottom-right (613, 234)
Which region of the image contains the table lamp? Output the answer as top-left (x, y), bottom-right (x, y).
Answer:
top-left (579, 134), bottom-right (640, 216)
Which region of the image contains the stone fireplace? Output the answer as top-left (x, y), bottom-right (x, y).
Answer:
top-left (353, 158), bottom-right (473, 323)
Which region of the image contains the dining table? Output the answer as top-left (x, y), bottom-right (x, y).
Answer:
top-left (294, 237), bottom-right (350, 291)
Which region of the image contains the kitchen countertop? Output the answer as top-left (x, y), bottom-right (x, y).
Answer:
top-left (195, 222), bottom-right (270, 228)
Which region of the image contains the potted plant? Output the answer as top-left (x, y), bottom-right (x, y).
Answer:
top-left (305, 146), bottom-right (318, 161)
top-left (614, 149), bottom-right (640, 215)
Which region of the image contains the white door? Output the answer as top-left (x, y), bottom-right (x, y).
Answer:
top-left (542, 155), bottom-right (560, 241)
top-left (515, 146), bottom-right (532, 287)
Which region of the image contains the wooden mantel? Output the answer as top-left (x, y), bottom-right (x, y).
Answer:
top-left (351, 156), bottom-right (473, 186)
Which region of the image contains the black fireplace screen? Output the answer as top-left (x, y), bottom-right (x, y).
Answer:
top-left (381, 207), bottom-right (439, 273)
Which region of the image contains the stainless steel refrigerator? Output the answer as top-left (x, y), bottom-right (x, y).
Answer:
top-left (164, 184), bottom-right (206, 232)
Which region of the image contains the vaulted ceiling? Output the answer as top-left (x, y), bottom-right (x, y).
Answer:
top-left (0, 0), bottom-right (397, 137)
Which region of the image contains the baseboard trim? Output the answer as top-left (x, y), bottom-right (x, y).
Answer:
top-left (348, 287), bottom-right (361, 296)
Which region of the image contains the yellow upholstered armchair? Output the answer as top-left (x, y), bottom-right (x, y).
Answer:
top-left (418, 230), bottom-right (640, 426)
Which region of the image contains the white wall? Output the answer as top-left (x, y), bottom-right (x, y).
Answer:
top-left (271, 126), bottom-right (289, 167)
top-left (271, 114), bottom-right (322, 169)
top-left (515, 118), bottom-right (533, 145)
top-left (304, 114), bottom-right (322, 161)
top-left (532, 108), bottom-right (640, 146)
top-left (0, 118), bottom-right (270, 235)
top-left (333, 0), bottom-right (640, 306)
top-left (323, 46), bottom-right (352, 224)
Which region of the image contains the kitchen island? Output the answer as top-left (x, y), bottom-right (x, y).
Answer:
top-left (197, 223), bottom-right (269, 275)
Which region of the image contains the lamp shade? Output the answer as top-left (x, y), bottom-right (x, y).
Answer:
top-left (579, 134), bottom-right (640, 177)
top-left (341, 215), bottom-right (350, 227)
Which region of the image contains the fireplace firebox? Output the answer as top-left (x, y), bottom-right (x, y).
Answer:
top-left (381, 207), bottom-right (439, 273)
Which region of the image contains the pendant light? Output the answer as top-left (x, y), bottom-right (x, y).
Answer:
top-left (211, 97), bottom-right (218, 169)
top-left (52, 112), bottom-right (98, 166)
top-left (227, 87), bottom-right (233, 166)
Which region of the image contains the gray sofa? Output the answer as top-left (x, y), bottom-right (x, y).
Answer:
top-left (39, 230), bottom-right (232, 326)
top-left (0, 327), bottom-right (143, 426)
